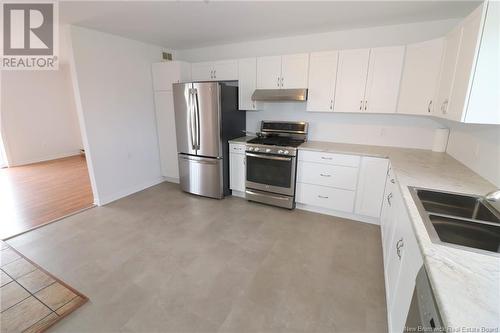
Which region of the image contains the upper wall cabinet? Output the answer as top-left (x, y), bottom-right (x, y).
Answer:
top-left (334, 48), bottom-right (370, 113)
top-left (238, 58), bottom-right (258, 111)
top-left (191, 60), bottom-right (238, 81)
top-left (466, 1), bottom-right (499, 124)
top-left (334, 46), bottom-right (404, 113)
top-left (152, 61), bottom-right (191, 91)
top-left (364, 46), bottom-right (405, 114)
top-left (306, 51), bottom-right (339, 112)
top-left (435, 2), bottom-right (498, 124)
top-left (256, 54), bottom-right (309, 89)
top-left (397, 39), bottom-right (444, 115)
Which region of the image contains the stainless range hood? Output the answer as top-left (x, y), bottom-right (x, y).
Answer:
top-left (251, 89), bottom-right (308, 102)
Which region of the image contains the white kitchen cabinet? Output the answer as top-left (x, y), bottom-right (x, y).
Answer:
top-left (466, 1), bottom-right (500, 124)
top-left (238, 58), bottom-right (258, 111)
top-left (256, 54), bottom-right (309, 89)
top-left (296, 183), bottom-right (356, 213)
top-left (397, 39), bottom-right (444, 115)
top-left (364, 46), bottom-right (405, 114)
top-left (297, 161), bottom-right (359, 191)
top-left (281, 53), bottom-right (309, 89)
top-left (447, 3), bottom-right (484, 122)
top-left (151, 61), bottom-right (191, 91)
top-left (306, 51), bottom-right (339, 112)
top-left (334, 48), bottom-right (370, 113)
top-left (229, 144), bottom-right (246, 194)
top-left (153, 91), bottom-right (179, 180)
top-left (379, 170), bottom-right (424, 333)
top-left (191, 60), bottom-right (238, 81)
top-left (354, 157), bottom-right (389, 218)
top-left (435, 25), bottom-right (463, 118)
top-left (256, 56), bottom-right (282, 89)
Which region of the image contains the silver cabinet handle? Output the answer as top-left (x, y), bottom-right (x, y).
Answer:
top-left (364, 100), bottom-right (367, 111)
top-left (387, 192), bottom-right (393, 206)
top-left (359, 100), bottom-right (363, 110)
top-left (210, 70), bottom-right (213, 79)
top-left (390, 178), bottom-right (395, 184)
top-left (214, 69), bottom-right (216, 79)
top-left (321, 156), bottom-right (333, 160)
top-left (281, 77), bottom-right (284, 88)
top-left (330, 100), bottom-right (333, 110)
top-left (441, 99), bottom-right (449, 114)
top-left (427, 100), bottom-right (432, 113)
top-left (318, 195), bottom-right (329, 199)
top-left (396, 238), bottom-right (404, 260)
top-left (320, 173), bottom-right (331, 177)
top-left (277, 77), bottom-right (280, 88)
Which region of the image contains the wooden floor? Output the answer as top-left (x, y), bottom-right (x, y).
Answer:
top-left (0, 155), bottom-right (94, 240)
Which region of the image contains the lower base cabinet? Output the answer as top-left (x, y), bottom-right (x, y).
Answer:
top-left (296, 183), bottom-right (356, 212)
top-left (380, 165), bottom-right (423, 333)
top-left (229, 144), bottom-right (246, 193)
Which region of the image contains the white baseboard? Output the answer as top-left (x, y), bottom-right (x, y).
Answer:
top-left (231, 190), bottom-right (246, 198)
top-left (163, 176), bottom-right (180, 184)
top-left (296, 203), bottom-right (380, 225)
top-left (97, 177), bottom-right (166, 206)
top-left (10, 150), bottom-right (82, 166)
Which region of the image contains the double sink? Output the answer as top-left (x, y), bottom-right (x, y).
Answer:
top-left (410, 187), bottom-right (500, 255)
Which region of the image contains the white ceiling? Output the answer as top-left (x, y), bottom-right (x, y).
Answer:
top-left (60, 1), bottom-right (481, 50)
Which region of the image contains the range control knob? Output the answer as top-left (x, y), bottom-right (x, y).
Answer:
top-left (278, 150), bottom-right (284, 154)
top-left (254, 147), bottom-right (260, 152)
top-left (265, 148), bottom-right (271, 153)
top-left (248, 147), bottom-right (253, 151)
top-left (283, 150), bottom-right (290, 155)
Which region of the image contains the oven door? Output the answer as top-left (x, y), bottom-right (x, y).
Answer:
top-left (246, 152), bottom-right (296, 196)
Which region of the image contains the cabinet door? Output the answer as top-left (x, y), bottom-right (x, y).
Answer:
top-left (435, 26), bottom-right (462, 118)
top-left (447, 4), bottom-right (484, 122)
top-left (238, 58), bottom-right (257, 111)
top-left (213, 60), bottom-right (238, 81)
top-left (466, 1), bottom-right (500, 124)
top-left (153, 91), bottom-right (179, 180)
top-left (364, 46), bottom-right (405, 114)
top-left (397, 39), bottom-right (444, 115)
top-left (151, 61), bottom-right (191, 91)
top-left (192, 62), bottom-right (214, 81)
top-left (257, 56), bottom-right (282, 89)
top-left (306, 51), bottom-right (338, 112)
top-left (334, 48), bottom-right (370, 113)
top-left (354, 157), bottom-right (389, 218)
top-left (229, 153), bottom-right (246, 192)
top-left (281, 53), bottom-right (309, 89)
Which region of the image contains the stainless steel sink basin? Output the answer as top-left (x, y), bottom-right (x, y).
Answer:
top-left (410, 187), bottom-right (500, 255)
top-left (417, 189), bottom-right (500, 223)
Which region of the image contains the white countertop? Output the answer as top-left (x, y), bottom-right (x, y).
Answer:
top-left (230, 137), bottom-right (500, 329)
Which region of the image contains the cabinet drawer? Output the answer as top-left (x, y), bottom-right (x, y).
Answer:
top-left (296, 183), bottom-right (355, 213)
top-left (229, 144), bottom-right (246, 154)
top-left (297, 161), bottom-right (358, 190)
top-left (298, 150), bottom-right (360, 167)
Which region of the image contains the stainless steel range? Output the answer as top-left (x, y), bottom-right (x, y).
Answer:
top-left (245, 121), bottom-right (308, 209)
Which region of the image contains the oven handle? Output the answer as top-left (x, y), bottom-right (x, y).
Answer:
top-left (245, 153), bottom-right (292, 162)
top-left (246, 190), bottom-right (291, 201)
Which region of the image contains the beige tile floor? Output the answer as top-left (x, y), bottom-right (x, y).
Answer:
top-left (7, 182), bottom-right (387, 333)
top-left (0, 242), bottom-right (88, 333)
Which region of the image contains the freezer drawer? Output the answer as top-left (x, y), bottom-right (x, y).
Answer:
top-left (178, 154), bottom-right (223, 199)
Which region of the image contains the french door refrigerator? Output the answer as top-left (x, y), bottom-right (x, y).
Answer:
top-left (173, 82), bottom-right (245, 199)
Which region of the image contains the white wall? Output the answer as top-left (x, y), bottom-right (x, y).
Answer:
top-left (177, 19), bottom-right (460, 61)
top-left (445, 121), bottom-right (500, 187)
top-left (247, 103), bottom-right (443, 149)
top-left (69, 26), bottom-right (167, 205)
top-left (0, 25), bottom-right (83, 166)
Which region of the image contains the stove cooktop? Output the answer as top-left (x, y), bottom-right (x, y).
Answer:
top-left (247, 137), bottom-right (304, 148)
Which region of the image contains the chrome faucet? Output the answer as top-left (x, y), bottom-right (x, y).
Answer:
top-left (485, 189), bottom-right (500, 212)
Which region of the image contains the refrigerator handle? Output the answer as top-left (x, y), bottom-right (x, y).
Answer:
top-left (194, 89), bottom-right (201, 149)
top-left (188, 89), bottom-right (196, 150)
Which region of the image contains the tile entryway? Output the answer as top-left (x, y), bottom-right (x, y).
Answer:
top-left (0, 241), bottom-right (87, 332)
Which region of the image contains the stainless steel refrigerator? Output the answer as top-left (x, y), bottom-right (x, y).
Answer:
top-left (173, 82), bottom-right (245, 199)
